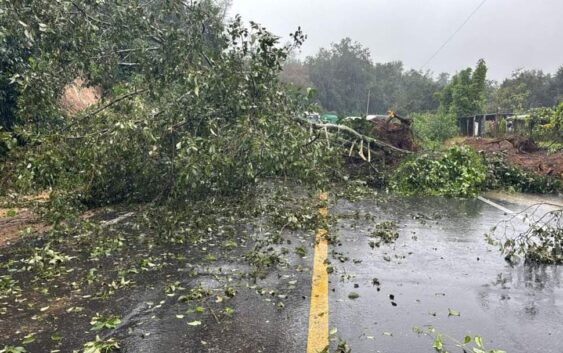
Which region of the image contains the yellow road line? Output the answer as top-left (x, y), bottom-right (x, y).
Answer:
top-left (307, 192), bottom-right (329, 353)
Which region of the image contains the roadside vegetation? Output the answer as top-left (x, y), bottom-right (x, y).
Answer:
top-left (391, 146), bottom-right (486, 197)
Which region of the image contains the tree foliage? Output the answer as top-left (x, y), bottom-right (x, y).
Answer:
top-left (437, 59), bottom-right (488, 118)
top-left (412, 112), bottom-right (458, 146)
top-left (528, 102), bottom-right (563, 146)
top-left (482, 152), bottom-right (561, 194)
top-left (391, 146), bottom-right (486, 197)
top-left (305, 38), bottom-right (374, 116)
top-left (282, 38), bottom-right (562, 128)
top-left (489, 68), bottom-right (563, 113)
top-left (408, 60), bottom-right (489, 145)
top-left (298, 38), bottom-right (441, 116)
top-left (0, 0), bottom-right (341, 209)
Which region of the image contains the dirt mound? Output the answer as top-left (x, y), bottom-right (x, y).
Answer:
top-left (460, 137), bottom-right (563, 178)
top-left (59, 78), bottom-right (101, 115)
top-left (370, 119), bottom-right (417, 151)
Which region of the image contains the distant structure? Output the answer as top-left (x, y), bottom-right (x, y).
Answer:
top-left (458, 113), bottom-right (514, 137)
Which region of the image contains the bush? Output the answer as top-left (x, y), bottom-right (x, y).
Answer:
top-left (531, 102), bottom-right (563, 142)
top-left (412, 112), bottom-right (458, 147)
top-left (391, 146), bottom-right (485, 197)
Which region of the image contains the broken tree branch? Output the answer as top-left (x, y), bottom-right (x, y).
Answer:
top-left (296, 117), bottom-right (413, 154)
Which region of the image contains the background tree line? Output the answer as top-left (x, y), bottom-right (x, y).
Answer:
top-left (281, 38), bottom-right (563, 118)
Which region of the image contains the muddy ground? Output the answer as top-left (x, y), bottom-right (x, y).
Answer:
top-left (459, 137), bottom-right (563, 178)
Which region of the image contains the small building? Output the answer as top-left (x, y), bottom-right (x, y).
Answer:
top-left (458, 113), bottom-right (513, 137)
top-left (506, 114), bottom-right (530, 134)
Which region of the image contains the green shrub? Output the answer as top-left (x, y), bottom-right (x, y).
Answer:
top-left (528, 103), bottom-right (562, 144)
top-left (391, 146), bottom-right (485, 197)
top-left (412, 112), bottom-right (459, 147)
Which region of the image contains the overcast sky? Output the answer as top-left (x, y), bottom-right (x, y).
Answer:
top-left (228, 0), bottom-right (563, 81)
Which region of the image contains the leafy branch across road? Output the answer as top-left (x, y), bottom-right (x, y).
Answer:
top-left (487, 203), bottom-right (563, 264)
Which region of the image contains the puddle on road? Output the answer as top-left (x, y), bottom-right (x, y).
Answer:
top-left (329, 194), bottom-right (562, 353)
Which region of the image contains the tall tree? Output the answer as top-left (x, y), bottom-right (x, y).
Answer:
top-left (437, 59), bottom-right (488, 117)
top-left (369, 61), bottom-right (403, 114)
top-left (394, 69), bottom-right (442, 114)
top-left (279, 56), bottom-right (312, 88)
top-left (491, 68), bottom-right (555, 112)
top-left (306, 38), bottom-right (374, 115)
top-left (548, 66), bottom-right (563, 105)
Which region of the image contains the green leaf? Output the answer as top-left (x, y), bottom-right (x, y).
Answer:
top-left (22, 333), bottom-right (35, 345)
top-left (432, 335), bottom-right (443, 351)
top-left (348, 292), bottom-right (359, 300)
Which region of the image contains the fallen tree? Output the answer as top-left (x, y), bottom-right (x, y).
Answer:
top-left (0, 1), bottom-right (344, 218)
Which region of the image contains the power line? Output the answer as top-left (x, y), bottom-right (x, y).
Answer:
top-left (420, 0), bottom-right (489, 70)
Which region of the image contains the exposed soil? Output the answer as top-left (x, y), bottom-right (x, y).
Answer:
top-left (370, 119), bottom-right (417, 151)
top-left (458, 137), bottom-right (563, 178)
top-left (0, 209), bottom-right (48, 247)
top-left (0, 192), bottom-right (51, 246)
top-left (59, 77), bottom-right (101, 115)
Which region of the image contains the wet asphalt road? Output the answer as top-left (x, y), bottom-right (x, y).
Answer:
top-left (328, 194), bottom-right (562, 353)
top-left (110, 192), bottom-right (562, 353)
top-left (114, 261), bottom-right (312, 353)
top-left (2, 191), bottom-right (561, 352)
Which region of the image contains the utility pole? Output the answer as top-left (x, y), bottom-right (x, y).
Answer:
top-left (366, 88), bottom-right (371, 117)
